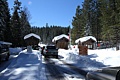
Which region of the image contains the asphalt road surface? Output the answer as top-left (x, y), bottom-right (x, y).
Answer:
top-left (44, 58), bottom-right (87, 80)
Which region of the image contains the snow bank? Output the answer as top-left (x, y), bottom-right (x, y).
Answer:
top-left (88, 49), bottom-right (120, 67)
top-left (0, 49), bottom-right (46, 80)
top-left (9, 48), bottom-right (22, 55)
top-left (58, 47), bottom-right (120, 71)
top-left (59, 49), bottom-right (105, 70)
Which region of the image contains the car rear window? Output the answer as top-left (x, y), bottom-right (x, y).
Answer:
top-left (47, 46), bottom-right (56, 49)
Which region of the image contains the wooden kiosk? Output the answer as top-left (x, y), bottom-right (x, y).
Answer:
top-left (75, 36), bottom-right (97, 55)
top-left (24, 33), bottom-right (40, 53)
top-left (52, 34), bottom-right (69, 49)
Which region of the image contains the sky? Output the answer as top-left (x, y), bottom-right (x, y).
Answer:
top-left (8, 0), bottom-right (84, 27)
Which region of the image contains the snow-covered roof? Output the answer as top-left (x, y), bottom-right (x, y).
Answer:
top-left (38, 43), bottom-right (46, 47)
top-left (52, 34), bottom-right (69, 42)
top-left (24, 33), bottom-right (41, 40)
top-left (75, 36), bottom-right (97, 44)
top-left (0, 41), bottom-right (12, 45)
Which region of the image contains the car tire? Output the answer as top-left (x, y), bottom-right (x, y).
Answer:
top-left (5, 56), bottom-right (9, 61)
top-left (44, 55), bottom-right (48, 58)
top-left (5, 53), bottom-right (9, 61)
top-left (55, 55), bottom-right (58, 59)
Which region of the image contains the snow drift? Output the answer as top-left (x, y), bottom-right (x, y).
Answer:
top-left (0, 49), bottom-right (45, 80)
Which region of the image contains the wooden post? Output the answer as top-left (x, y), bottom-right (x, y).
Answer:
top-left (78, 44), bottom-right (88, 55)
top-left (27, 46), bottom-right (32, 53)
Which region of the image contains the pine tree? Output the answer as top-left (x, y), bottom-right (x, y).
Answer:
top-left (82, 0), bottom-right (102, 42)
top-left (71, 5), bottom-right (85, 44)
top-left (3, 0), bottom-right (11, 42)
top-left (11, 0), bottom-right (22, 47)
top-left (109, 0), bottom-right (120, 50)
top-left (82, 0), bottom-right (92, 36)
top-left (0, 0), bottom-right (5, 40)
top-left (0, 0), bottom-right (10, 41)
top-left (20, 7), bottom-right (31, 46)
top-left (99, 0), bottom-right (120, 50)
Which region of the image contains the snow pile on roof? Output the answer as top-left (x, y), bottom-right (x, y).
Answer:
top-left (24, 33), bottom-right (41, 40)
top-left (52, 34), bottom-right (69, 42)
top-left (0, 50), bottom-right (47, 80)
top-left (75, 36), bottom-right (97, 44)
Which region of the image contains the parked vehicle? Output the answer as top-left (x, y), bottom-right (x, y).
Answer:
top-left (0, 41), bottom-right (12, 62)
top-left (42, 45), bottom-right (58, 58)
top-left (86, 67), bottom-right (120, 80)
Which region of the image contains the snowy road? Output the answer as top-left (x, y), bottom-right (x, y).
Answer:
top-left (44, 58), bottom-right (86, 80)
top-left (45, 58), bottom-right (66, 80)
top-left (1, 47), bottom-right (119, 80)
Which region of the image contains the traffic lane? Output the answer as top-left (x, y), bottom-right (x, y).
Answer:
top-left (44, 58), bottom-right (67, 80)
top-left (61, 61), bottom-right (88, 77)
top-left (44, 58), bottom-right (85, 80)
top-left (0, 55), bottom-right (18, 72)
top-left (45, 63), bottom-right (67, 80)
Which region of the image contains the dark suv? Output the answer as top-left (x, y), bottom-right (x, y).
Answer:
top-left (0, 41), bottom-right (12, 62)
top-left (42, 45), bottom-right (58, 58)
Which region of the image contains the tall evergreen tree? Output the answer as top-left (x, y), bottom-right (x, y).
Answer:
top-left (71, 5), bottom-right (85, 44)
top-left (109, 0), bottom-right (120, 50)
top-left (11, 0), bottom-right (22, 47)
top-left (3, 0), bottom-right (11, 42)
top-left (99, 0), bottom-right (120, 50)
top-left (0, 0), bottom-right (11, 41)
top-left (82, 0), bottom-right (102, 42)
top-left (20, 7), bottom-right (31, 46)
top-left (0, 0), bottom-right (5, 40)
top-left (82, 0), bottom-right (92, 36)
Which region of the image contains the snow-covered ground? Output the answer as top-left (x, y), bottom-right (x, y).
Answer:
top-left (59, 46), bottom-right (120, 71)
top-left (9, 47), bottom-right (23, 55)
top-left (0, 49), bottom-right (47, 80)
top-left (0, 46), bottom-right (120, 80)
